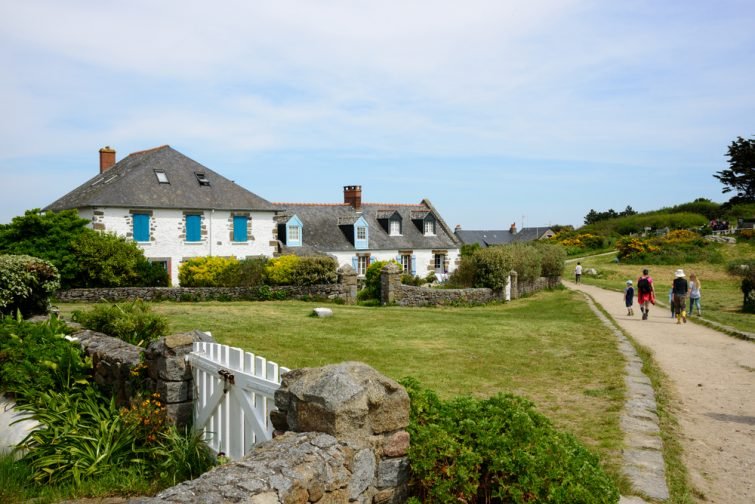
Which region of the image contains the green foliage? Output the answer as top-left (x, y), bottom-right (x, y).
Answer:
top-left (360, 260), bottom-right (392, 301)
top-left (16, 386), bottom-right (148, 486)
top-left (534, 242), bottom-right (567, 277)
top-left (0, 255), bottom-right (60, 317)
top-left (71, 232), bottom-right (168, 287)
top-left (446, 255), bottom-right (477, 288)
top-left (554, 231), bottom-right (607, 256)
top-left (508, 243), bottom-right (542, 282)
top-left (661, 198), bottom-right (721, 220)
top-left (0, 209), bottom-right (89, 288)
top-left (179, 256), bottom-right (239, 287)
top-left (616, 231), bottom-right (723, 265)
top-left (714, 135), bottom-right (755, 204)
top-left (152, 426), bottom-right (217, 487)
top-left (72, 300), bottom-right (169, 346)
top-left (220, 257), bottom-right (269, 287)
top-left (400, 378), bottom-right (619, 503)
top-left (0, 317), bottom-right (89, 401)
top-left (266, 255), bottom-right (338, 286)
top-left (460, 243), bottom-right (481, 257)
top-left (580, 212), bottom-right (708, 237)
top-left (473, 246), bottom-right (514, 290)
top-left (265, 255), bottom-right (300, 285)
top-left (584, 205), bottom-right (636, 225)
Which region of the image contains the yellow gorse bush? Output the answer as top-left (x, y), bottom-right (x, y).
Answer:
top-left (178, 256), bottom-right (239, 287)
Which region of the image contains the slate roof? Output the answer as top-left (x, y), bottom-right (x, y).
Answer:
top-left (274, 200), bottom-right (459, 252)
top-left (45, 146), bottom-right (276, 212)
top-left (455, 227), bottom-right (553, 247)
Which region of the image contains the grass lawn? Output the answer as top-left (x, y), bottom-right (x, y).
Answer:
top-left (569, 243), bottom-right (755, 334)
top-left (59, 288), bottom-right (628, 489)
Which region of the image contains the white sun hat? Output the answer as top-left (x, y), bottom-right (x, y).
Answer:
top-left (674, 269), bottom-right (685, 278)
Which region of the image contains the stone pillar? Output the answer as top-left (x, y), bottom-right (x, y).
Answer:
top-left (144, 330), bottom-right (214, 428)
top-left (337, 264), bottom-right (358, 304)
top-left (272, 362), bottom-right (411, 503)
top-left (380, 262), bottom-right (402, 306)
top-left (509, 270), bottom-right (519, 300)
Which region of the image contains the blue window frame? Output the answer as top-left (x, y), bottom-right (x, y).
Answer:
top-left (133, 213), bottom-right (150, 242)
top-left (186, 214), bottom-right (201, 242)
top-left (233, 215), bottom-right (248, 242)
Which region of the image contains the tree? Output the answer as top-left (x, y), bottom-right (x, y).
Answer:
top-left (714, 136), bottom-right (755, 204)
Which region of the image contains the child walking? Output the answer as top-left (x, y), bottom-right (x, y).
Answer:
top-left (624, 280), bottom-right (635, 316)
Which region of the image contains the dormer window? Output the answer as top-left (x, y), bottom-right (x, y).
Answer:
top-left (154, 169), bottom-right (169, 184)
top-left (390, 219), bottom-right (401, 236)
top-left (195, 172), bottom-right (210, 186)
top-left (357, 226), bottom-right (367, 240)
top-left (424, 220), bottom-right (435, 235)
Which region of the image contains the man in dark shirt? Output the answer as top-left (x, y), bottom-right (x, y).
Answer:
top-left (672, 269), bottom-right (689, 324)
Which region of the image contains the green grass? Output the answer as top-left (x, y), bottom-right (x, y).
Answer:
top-left (59, 289), bottom-right (628, 492)
top-left (570, 243), bottom-right (755, 334)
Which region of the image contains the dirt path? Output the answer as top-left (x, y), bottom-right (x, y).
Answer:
top-left (567, 281), bottom-right (755, 503)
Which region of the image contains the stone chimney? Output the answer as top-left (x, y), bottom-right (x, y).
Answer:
top-left (99, 146), bottom-right (116, 173)
top-left (454, 224), bottom-right (462, 233)
top-left (344, 185), bottom-right (362, 211)
top-left (510, 222), bottom-right (517, 234)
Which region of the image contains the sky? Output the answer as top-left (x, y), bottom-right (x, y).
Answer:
top-left (1, 0), bottom-right (754, 229)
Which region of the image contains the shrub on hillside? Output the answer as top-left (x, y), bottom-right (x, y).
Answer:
top-left (72, 300), bottom-right (168, 347)
top-left (554, 232), bottom-right (607, 255)
top-left (179, 256), bottom-right (239, 287)
top-left (0, 317), bottom-right (89, 402)
top-left (0, 255), bottom-right (60, 318)
top-left (401, 378), bottom-right (619, 503)
top-left (617, 232), bottom-right (723, 265)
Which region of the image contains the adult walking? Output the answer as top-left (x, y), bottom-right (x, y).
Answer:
top-left (636, 268), bottom-right (655, 320)
top-left (672, 269), bottom-right (689, 324)
top-left (575, 262), bottom-right (583, 283)
top-left (688, 272), bottom-right (702, 316)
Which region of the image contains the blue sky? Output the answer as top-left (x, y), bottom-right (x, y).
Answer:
top-left (1, 0), bottom-right (754, 228)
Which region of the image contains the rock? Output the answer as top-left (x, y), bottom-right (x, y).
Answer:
top-left (586, 268), bottom-right (598, 275)
top-left (313, 307), bottom-right (333, 318)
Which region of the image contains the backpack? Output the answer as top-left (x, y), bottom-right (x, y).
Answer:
top-left (638, 277), bottom-right (651, 294)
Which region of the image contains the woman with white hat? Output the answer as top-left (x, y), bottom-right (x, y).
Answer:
top-left (672, 269), bottom-right (689, 324)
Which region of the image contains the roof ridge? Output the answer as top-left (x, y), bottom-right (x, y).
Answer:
top-left (129, 145), bottom-right (171, 157)
top-left (273, 202), bottom-right (426, 208)
top-left (273, 202), bottom-right (351, 207)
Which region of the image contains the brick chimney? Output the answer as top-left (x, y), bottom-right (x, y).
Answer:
top-left (99, 146), bottom-right (116, 173)
top-left (344, 185), bottom-right (362, 210)
top-left (510, 222), bottom-right (517, 234)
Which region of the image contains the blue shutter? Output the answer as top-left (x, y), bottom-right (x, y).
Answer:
top-left (186, 215), bottom-right (201, 242)
top-left (233, 216), bottom-right (248, 241)
top-left (411, 255), bottom-right (417, 276)
top-left (133, 213), bottom-right (150, 242)
top-left (352, 256), bottom-right (358, 272)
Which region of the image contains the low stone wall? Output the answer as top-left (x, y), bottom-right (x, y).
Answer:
top-left (132, 362), bottom-right (410, 504)
top-left (517, 276), bottom-right (561, 297)
top-left (76, 329), bottom-right (211, 428)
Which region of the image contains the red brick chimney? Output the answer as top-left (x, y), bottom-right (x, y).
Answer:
top-left (510, 222), bottom-right (517, 234)
top-left (344, 185), bottom-right (362, 210)
top-left (99, 146), bottom-right (116, 173)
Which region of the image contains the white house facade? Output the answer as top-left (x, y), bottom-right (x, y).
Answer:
top-left (46, 146), bottom-right (278, 285)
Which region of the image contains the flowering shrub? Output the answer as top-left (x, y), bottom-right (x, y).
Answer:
top-left (662, 229), bottom-right (699, 244)
top-left (615, 237), bottom-right (660, 259)
top-left (617, 232), bottom-right (722, 265)
top-left (121, 392), bottom-right (168, 445)
top-left (178, 256), bottom-right (239, 287)
top-left (0, 254), bottom-right (60, 317)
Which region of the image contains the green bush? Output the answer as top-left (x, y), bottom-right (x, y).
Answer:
top-left (153, 426), bottom-right (217, 487)
top-left (219, 257), bottom-right (269, 287)
top-left (359, 260), bottom-right (392, 301)
top-left (535, 242), bottom-right (567, 277)
top-left (292, 256), bottom-right (338, 285)
top-left (401, 378), bottom-right (619, 503)
top-left (0, 317), bottom-right (89, 401)
top-left (508, 243), bottom-right (542, 282)
top-left (0, 255), bottom-right (60, 318)
top-left (446, 255), bottom-right (477, 289)
top-left (265, 255), bottom-right (300, 285)
top-left (616, 232), bottom-right (724, 265)
top-left (72, 300), bottom-right (169, 347)
top-left (71, 232), bottom-right (168, 287)
top-left (473, 247), bottom-right (513, 291)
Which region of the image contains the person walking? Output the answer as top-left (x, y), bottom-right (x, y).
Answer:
top-left (637, 268), bottom-right (655, 320)
top-left (624, 280), bottom-right (635, 316)
top-left (688, 272), bottom-right (702, 316)
top-left (575, 262), bottom-right (583, 283)
top-left (672, 269), bottom-right (689, 324)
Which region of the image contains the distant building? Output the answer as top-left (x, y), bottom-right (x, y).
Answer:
top-left (274, 186), bottom-right (461, 278)
top-left (455, 222), bottom-right (555, 248)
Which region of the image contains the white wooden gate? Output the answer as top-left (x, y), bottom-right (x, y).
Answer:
top-left (187, 341), bottom-right (289, 460)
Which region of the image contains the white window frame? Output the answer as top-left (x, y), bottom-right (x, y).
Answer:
top-left (434, 253), bottom-right (446, 273)
top-left (401, 254), bottom-right (411, 274)
top-left (424, 220), bottom-right (435, 236)
top-left (357, 226), bottom-right (367, 240)
top-left (358, 256), bottom-right (369, 276)
top-left (390, 219), bottom-right (401, 236)
top-left (289, 225), bottom-right (300, 242)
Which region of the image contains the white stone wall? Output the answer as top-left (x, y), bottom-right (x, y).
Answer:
top-left (83, 207), bottom-right (277, 285)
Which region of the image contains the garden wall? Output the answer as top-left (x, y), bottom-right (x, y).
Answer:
top-left (57, 266), bottom-right (358, 304)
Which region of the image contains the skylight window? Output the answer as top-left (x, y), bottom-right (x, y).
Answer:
top-left (154, 170), bottom-right (169, 184)
top-left (195, 172), bottom-right (210, 186)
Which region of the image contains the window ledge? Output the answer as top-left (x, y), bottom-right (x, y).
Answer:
top-left (231, 241), bottom-right (252, 245)
top-left (183, 241), bottom-right (205, 245)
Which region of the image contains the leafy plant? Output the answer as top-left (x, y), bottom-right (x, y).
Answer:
top-left (508, 243), bottom-right (542, 282)
top-left (0, 316), bottom-right (89, 401)
top-left (178, 256), bottom-right (239, 287)
top-left (72, 300), bottom-right (168, 346)
top-left (400, 378), bottom-right (619, 503)
top-left (0, 255), bottom-right (60, 318)
top-left (473, 246), bottom-right (513, 291)
top-left (152, 426), bottom-right (216, 486)
top-left (265, 255), bottom-right (301, 285)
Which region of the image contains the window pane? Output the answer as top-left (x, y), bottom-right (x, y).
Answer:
top-left (390, 220), bottom-right (400, 235)
top-left (357, 226), bottom-right (366, 240)
top-left (233, 216), bottom-right (248, 241)
top-left (186, 215), bottom-right (201, 242)
top-left (133, 213), bottom-right (150, 242)
top-left (425, 220), bottom-right (434, 235)
top-left (289, 225), bottom-right (300, 241)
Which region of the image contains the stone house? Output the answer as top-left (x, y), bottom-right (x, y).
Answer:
top-left (45, 146), bottom-right (278, 285)
top-left (455, 222), bottom-right (555, 248)
top-left (274, 186), bottom-right (461, 278)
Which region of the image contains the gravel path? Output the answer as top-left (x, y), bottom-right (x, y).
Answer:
top-left (568, 281), bottom-right (755, 503)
